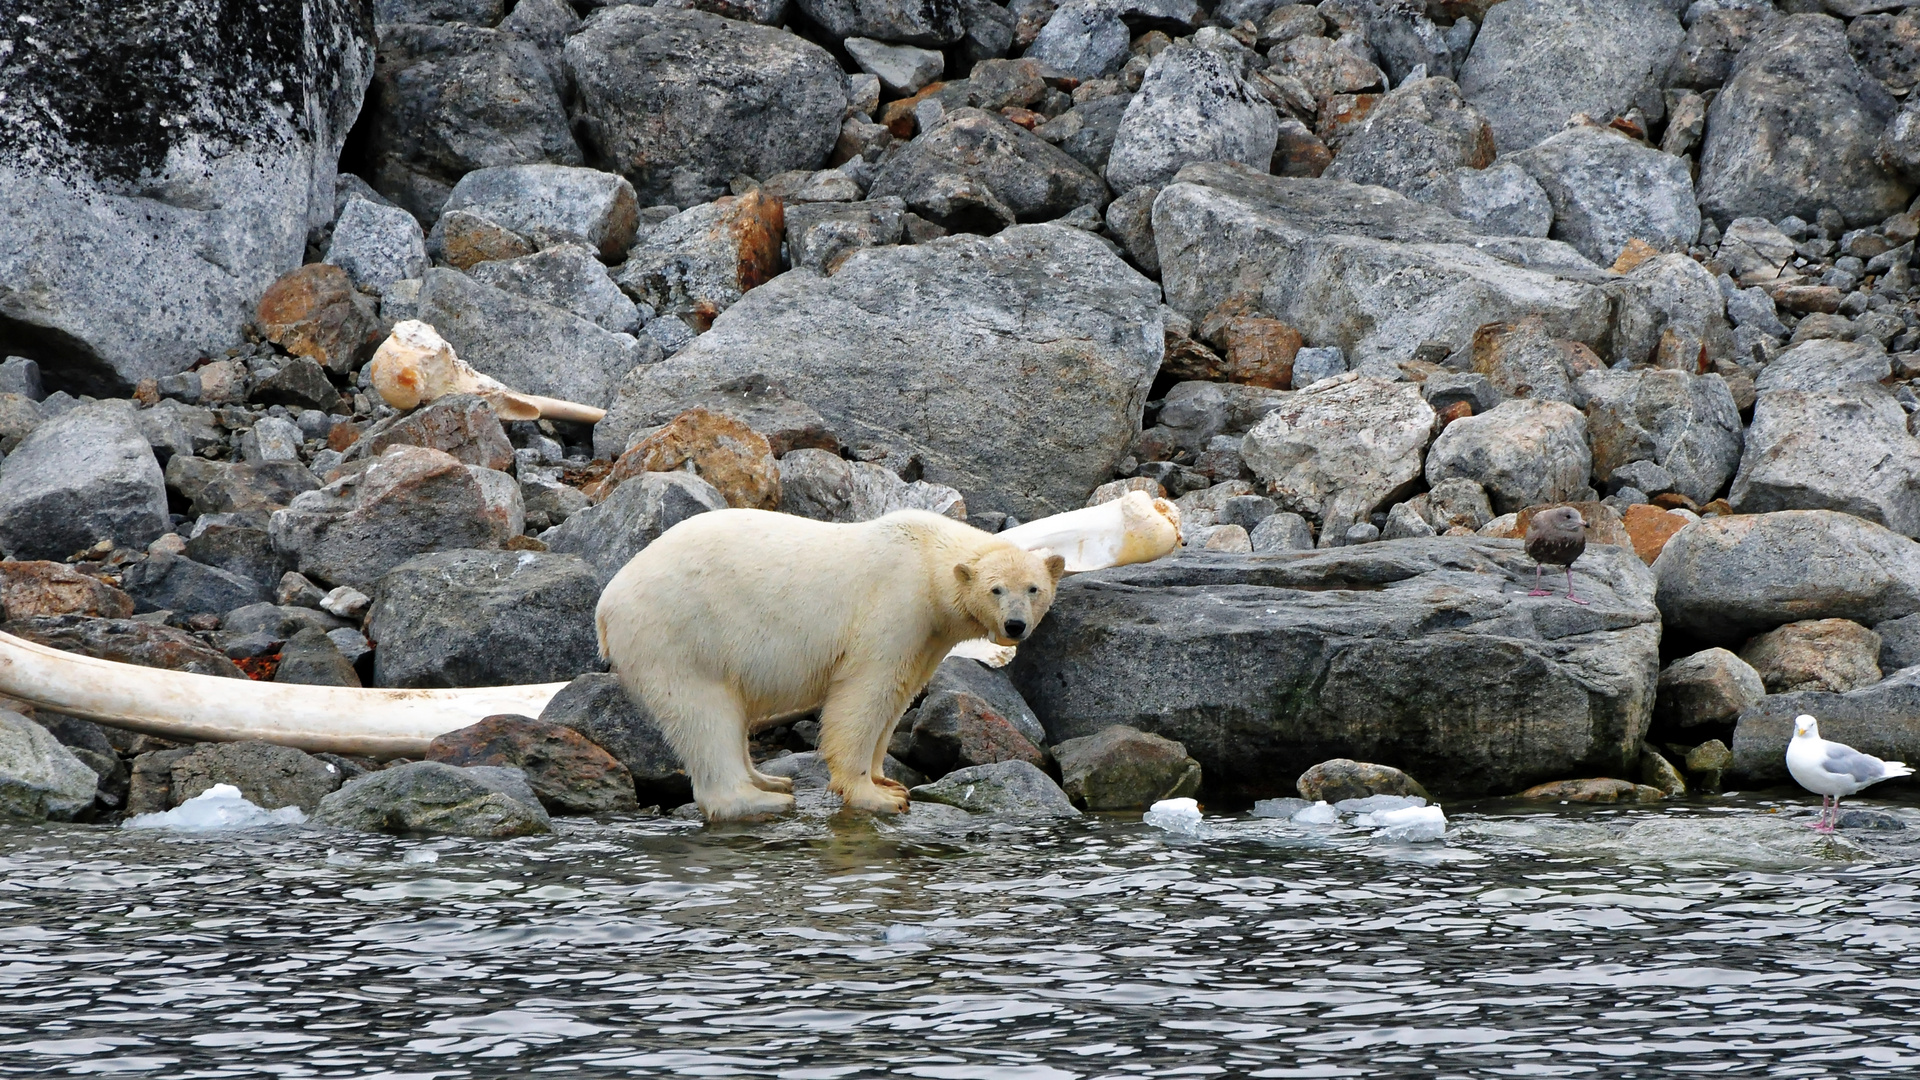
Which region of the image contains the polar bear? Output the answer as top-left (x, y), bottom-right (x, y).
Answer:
top-left (596, 508), bottom-right (1067, 820)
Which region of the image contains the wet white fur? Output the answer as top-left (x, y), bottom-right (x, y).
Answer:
top-left (596, 508), bottom-right (1064, 821)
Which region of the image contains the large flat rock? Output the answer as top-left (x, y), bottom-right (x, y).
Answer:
top-left (1152, 164), bottom-right (1611, 370)
top-left (1008, 538), bottom-right (1660, 799)
top-left (1730, 669), bottom-right (1920, 786)
top-left (605, 224), bottom-right (1162, 518)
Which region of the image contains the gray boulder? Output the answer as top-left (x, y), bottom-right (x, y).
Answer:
top-left (1603, 253), bottom-right (1733, 370)
top-left (615, 193), bottom-right (786, 325)
top-left (1752, 339), bottom-right (1892, 395)
top-left (363, 23), bottom-right (579, 222)
top-left (1696, 14), bottom-right (1912, 228)
top-left (1035, 93), bottom-right (1134, 176)
top-left (565, 7), bottom-right (847, 206)
top-left (269, 446), bottom-right (523, 590)
top-left (1654, 647), bottom-right (1765, 734)
top-left (538, 672), bottom-right (691, 806)
top-left (1457, 0), bottom-right (1684, 154)
top-left (166, 740), bottom-right (343, 811)
top-left (471, 244), bottom-right (640, 333)
top-left (1652, 510), bottom-right (1920, 643)
top-left (324, 197), bottom-right (429, 294)
top-left (1009, 539), bottom-right (1661, 799)
top-left (312, 761), bottom-right (552, 837)
top-left (341, 393), bottom-right (516, 472)
top-left (784, 198), bottom-right (908, 274)
top-left (607, 225), bottom-right (1162, 519)
top-left (1424, 399), bottom-right (1591, 515)
top-left (0, 0), bottom-right (372, 395)
top-left (0, 403), bottom-right (168, 560)
top-left (1578, 368), bottom-right (1743, 506)
top-left (796, 0), bottom-right (965, 44)
top-left (908, 760), bottom-right (1080, 817)
top-left (542, 471), bottom-right (727, 586)
top-left (868, 109), bottom-right (1110, 233)
top-left (413, 267), bottom-right (645, 410)
top-left (365, 549), bottom-right (601, 688)
top-left (1729, 385), bottom-right (1920, 537)
top-left (1053, 725), bottom-right (1202, 810)
top-left (923, 658), bottom-right (1047, 747)
top-left (1106, 40), bottom-right (1279, 195)
top-left (776, 450), bottom-right (967, 523)
top-left (1506, 125), bottom-right (1700, 267)
top-left (1876, 613), bottom-right (1920, 673)
top-left (1153, 164), bottom-right (1612, 371)
top-left (1728, 667), bottom-right (1920, 786)
top-left (274, 626), bottom-right (364, 687)
top-left (437, 164), bottom-right (640, 261)
top-left (0, 711), bottom-right (99, 822)
top-left (1025, 2), bottom-right (1132, 79)
top-left (1240, 374), bottom-right (1435, 540)
top-left (1323, 77), bottom-right (1495, 195)
top-left (1403, 162), bottom-right (1553, 238)
top-left (843, 37), bottom-right (946, 95)
top-left (121, 554), bottom-right (270, 617)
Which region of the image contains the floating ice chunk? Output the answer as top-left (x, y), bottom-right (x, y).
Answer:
top-left (1335, 794), bottom-right (1426, 814)
top-left (403, 848), bottom-right (440, 865)
top-left (1291, 800), bottom-right (1338, 825)
top-left (123, 783), bottom-right (306, 831)
top-left (1144, 797), bottom-right (1208, 836)
top-left (1363, 804), bottom-right (1447, 842)
top-left (1252, 797), bottom-right (1311, 818)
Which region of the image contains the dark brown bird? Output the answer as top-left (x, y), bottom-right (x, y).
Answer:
top-left (1525, 506), bottom-right (1589, 605)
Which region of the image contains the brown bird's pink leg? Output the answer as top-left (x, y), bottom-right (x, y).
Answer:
top-left (1563, 567), bottom-right (1589, 605)
top-left (1528, 563), bottom-right (1553, 597)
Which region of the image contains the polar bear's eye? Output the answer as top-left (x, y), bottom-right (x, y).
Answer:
top-left (991, 586), bottom-right (1004, 596)
top-left (1027, 585), bottom-right (1039, 594)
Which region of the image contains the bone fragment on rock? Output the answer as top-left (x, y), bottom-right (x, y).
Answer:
top-left (368, 319), bottom-right (607, 424)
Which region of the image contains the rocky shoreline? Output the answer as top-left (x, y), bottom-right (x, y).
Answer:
top-left (5, 0), bottom-right (1920, 833)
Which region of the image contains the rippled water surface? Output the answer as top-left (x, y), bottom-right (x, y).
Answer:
top-left (6, 795), bottom-right (1920, 1078)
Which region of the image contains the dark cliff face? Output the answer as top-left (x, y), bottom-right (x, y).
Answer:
top-left (0, 0), bottom-right (373, 189)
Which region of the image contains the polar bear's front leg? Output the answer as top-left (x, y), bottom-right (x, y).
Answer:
top-left (816, 676), bottom-right (911, 815)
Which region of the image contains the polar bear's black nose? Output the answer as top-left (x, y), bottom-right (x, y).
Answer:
top-left (1004, 619), bottom-right (1027, 639)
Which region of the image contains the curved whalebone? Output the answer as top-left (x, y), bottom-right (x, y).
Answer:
top-left (368, 319), bottom-right (608, 425)
top-left (0, 630), bottom-right (564, 758)
top-left (0, 492), bottom-right (1180, 748)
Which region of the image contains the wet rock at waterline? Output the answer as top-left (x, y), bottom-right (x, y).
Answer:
top-left (538, 674), bottom-right (691, 807)
top-left (909, 760), bottom-right (1080, 818)
top-left (1296, 759), bottom-right (1431, 804)
top-left (0, 711), bottom-right (101, 822)
top-left (312, 761), bottom-right (552, 838)
top-left (1053, 726), bottom-right (1201, 811)
top-left (426, 715), bottom-right (637, 815)
top-left (1010, 539), bottom-right (1660, 801)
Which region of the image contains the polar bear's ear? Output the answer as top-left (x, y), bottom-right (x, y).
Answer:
top-left (953, 561), bottom-right (975, 584)
top-left (1042, 552), bottom-right (1067, 581)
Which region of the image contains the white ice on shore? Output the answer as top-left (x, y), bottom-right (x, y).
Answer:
top-left (1145, 797), bottom-right (1208, 836)
top-left (1291, 800), bottom-right (1339, 825)
top-left (123, 783), bottom-right (306, 831)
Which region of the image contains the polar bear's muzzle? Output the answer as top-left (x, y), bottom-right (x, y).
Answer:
top-left (1003, 618), bottom-right (1028, 640)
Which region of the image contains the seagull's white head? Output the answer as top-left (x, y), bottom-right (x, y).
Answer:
top-left (1793, 714), bottom-right (1819, 739)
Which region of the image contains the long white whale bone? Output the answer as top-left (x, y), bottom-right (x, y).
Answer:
top-left (0, 630), bottom-right (565, 759)
top-left (368, 319), bottom-right (608, 425)
top-left (948, 490), bottom-right (1184, 667)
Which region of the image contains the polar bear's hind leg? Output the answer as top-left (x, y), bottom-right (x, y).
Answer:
top-left (654, 678), bottom-right (794, 820)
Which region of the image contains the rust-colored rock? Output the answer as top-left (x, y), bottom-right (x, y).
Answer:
top-left (1513, 501), bottom-right (1631, 549)
top-left (1273, 119), bottom-right (1333, 178)
top-left (619, 191), bottom-right (785, 332)
top-left (327, 420), bottom-right (363, 452)
top-left (880, 82), bottom-right (948, 138)
top-left (1471, 317), bottom-right (1603, 402)
top-left (1620, 502), bottom-right (1686, 565)
top-left (435, 209), bottom-right (536, 271)
top-left (599, 406), bottom-right (781, 510)
top-left (0, 562), bottom-right (134, 620)
top-left (1437, 400), bottom-right (1474, 429)
top-left (132, 379), bottom-right (160, 407)
top-left (1699, 498), bottom-right (1732, 516)
top-left (426, 713), bottom-right (637, 815)
top-left (254, 264), bottom-right (383, 375)
top-left (1610, 238), bottom-right (1662, 273)
top-left (907, 692), bottom-right (1049, 776)
top-left (1766, 284), bottom-right (1843, 314)
top-left (1317, 92), bottom-right (1379, 148)
top-left (1651, 492), bottom-right (1700, 511)
top-left (1220, 318), bottom-right (1302, 389)
top-left (999, 107), bottom-right (1045, 129)
top-left (1517, 778), bottom-right (1664, 803)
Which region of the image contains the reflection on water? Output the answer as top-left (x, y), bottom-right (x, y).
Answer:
top-left (4, 795), bottom-right (1920, 1078)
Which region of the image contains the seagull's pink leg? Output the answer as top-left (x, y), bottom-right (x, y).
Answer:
top-left (1810, 795), bottom-right (1830, 831)
top-left (1528, 563), bottom-right (1552, 597)
top-left (1564, 567), bottom-right (1589, 605)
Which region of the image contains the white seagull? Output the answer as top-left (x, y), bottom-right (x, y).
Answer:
top-left (1785, 714), bottom-right (1914, 833)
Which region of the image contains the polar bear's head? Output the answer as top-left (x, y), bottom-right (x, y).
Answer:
top-left (954, 545), bottom-right (1068, 646)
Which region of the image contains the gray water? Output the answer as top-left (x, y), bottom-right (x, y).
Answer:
top-left (5, 794), bottom-right (1920, 1079)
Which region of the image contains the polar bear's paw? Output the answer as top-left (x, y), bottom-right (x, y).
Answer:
top-left (751, 771), bottom-right (795, 794)
top-left (701, 787), bottom-right (796, 822)
top-left (873, 775), bottom-right (910, 796)
top-left (835, 779), bottom-right (910, 815)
